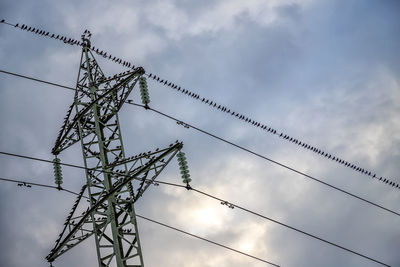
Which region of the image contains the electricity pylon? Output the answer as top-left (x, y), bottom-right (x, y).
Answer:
top-left (46, 32), bottom-right (190, 267)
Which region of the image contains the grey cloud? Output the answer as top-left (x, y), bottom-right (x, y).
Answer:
top-left (1, 0), bottom-right (399, 267)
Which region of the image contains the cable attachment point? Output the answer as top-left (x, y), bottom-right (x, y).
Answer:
top-left (177, 151), bottom-right (191, 186)
top-left (139, 76), bottom-right (150, 109)
top-left (185, 182), bottom-right (192, 190)
top-left (53, 156), bottom-right (63, 190)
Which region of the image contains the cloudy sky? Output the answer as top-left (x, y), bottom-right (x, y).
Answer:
top-left (0, 0), bottom-right (399, 266)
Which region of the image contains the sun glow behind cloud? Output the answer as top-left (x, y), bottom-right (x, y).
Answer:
top-left (0, 0), bottom-right (399, 267)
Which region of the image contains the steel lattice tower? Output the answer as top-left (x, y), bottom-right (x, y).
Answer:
top-left (46, 34), bottom-right (185, 267)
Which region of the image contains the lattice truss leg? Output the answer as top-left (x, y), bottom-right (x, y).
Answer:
top-left (47, 39), bottom-right (183, 267)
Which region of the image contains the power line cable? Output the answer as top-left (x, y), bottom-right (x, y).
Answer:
top-left (0, 19), bottom-right (139, 71)
top-left (190, 188), bottom-right (390, 267)
top-left (0, 174), bottom-right (390, 266)
top-left (0, 69), bottom-right (75, 91)
top-left (0, 176), bottom-right (79, 196)
top-left (1, 19), bottom-right (397, 189)
top-left (0, 69), bottom-right (398, 217)
top-left (0, 176), bottom-right (279, 266)
top-left (134, 104), bottom-right (400, 215)
top-left (0, 150), bottom-right (187, 190)
top-left (0, 21), bottom-right (394, 266)
top-left (136, 214), bottom-right (280, 266)
top-left (145, 72), bottom-right (400, 189)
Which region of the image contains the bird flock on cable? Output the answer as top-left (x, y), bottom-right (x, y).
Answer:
top-left (1, 19), bottom-right (398, 189)
top-left (1, 19), bottom-right (138, 71)
top-left (146, 72), bottom-right (399, 189)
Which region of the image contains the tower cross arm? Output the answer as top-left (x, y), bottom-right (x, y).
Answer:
top-left (51, 67), bottom-right (145, 155)
top-left (46, 143), bottom-right (180, 263)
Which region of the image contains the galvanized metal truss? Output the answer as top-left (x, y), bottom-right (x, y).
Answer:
top-left (47, 39), bottom-right (182, 267)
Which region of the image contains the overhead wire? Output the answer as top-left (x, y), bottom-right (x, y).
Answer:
top-left (0, 173), bottom-right (391, 266)
top-left (0, 20), bottom-right (394, 267)
top-left (0, 150), bottom-right (187, 190)
top-left (136, 214), bottom-right (280, 266)
top-left (190, 188), bottom-right (390, 267)
top-left (0, 176), bottom-right (79, 196)
top-left (0, 69), bottom-right (75, 91)
top-left (135, 104), bottom-right (400, 216)
top-left (0, 70), bottom-right (395, 264)
top-left (0, 176), bottom-right (279, 266)
top-left (1, 19), bottom-right (398, 189)
top-left (0, 69), bottom-right (398, 218)
top-left (145, 73), bottom-right (400, 190)
top-left (0, 19), bottom-right (139, 71)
